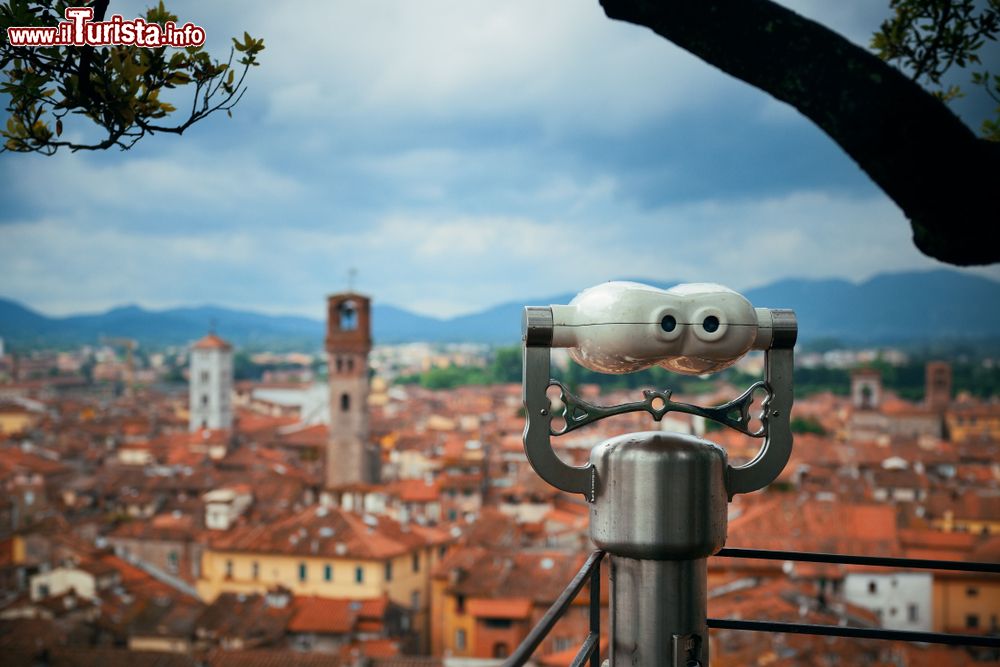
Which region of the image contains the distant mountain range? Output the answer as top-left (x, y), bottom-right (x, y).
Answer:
top-left (1, 269), bottom-right (999, 350)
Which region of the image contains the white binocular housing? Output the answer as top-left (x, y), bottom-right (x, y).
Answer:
top-left (544, 281), bottom-right (786, 375)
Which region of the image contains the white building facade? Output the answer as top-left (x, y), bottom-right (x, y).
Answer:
top-left (844, 571), bottom-right (932, 632)
top-left (189, 333), bottom-right (234, 432)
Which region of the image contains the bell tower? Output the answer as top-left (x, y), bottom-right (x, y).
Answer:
top-left (325, 293), bottom-right (377, 487)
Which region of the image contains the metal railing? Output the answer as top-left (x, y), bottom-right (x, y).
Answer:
top-left (505, 550), bottom-right (604, 667)
top-left (506, 548), bottom-right (1000, 666)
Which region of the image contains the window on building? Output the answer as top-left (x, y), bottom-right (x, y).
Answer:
top-left (225, 559), bottom-right (233, 579)
top-left (347, 357), bottom-right (354, 372)
top-left (324, 564), bottom-right (333, 582)
top-left (484, 618), bottom-right (513, 629)
top-left (200, 371), bottom-right (209, 383)
top-left (456, 594), bottom-right (466, 614)
top-left (493, 642), bottom-right (510, 659)
top-left (967, 614), bottom-right (980, 629)
top-left (412, 552), bottom-right (420, 573)
top-left (908, 604), bottom-right (919, 622)
top-left (860, 384), bottom-right (873, 409)
top-left (355, 566), bottom-right (364, 583)
top-left (339, 301), bottom-right (358, 331)
top-left (411, 590), bottom-right (420, 610)
top-left (385, 561), bottom-right (393, 582)
top-left (868, 581), bottom-right (877, 594)
top-left (554, 637), bottom-right (572, 652)
top-left (456, 629), bottom-right (467, 651)
top-left (299, 562), bottom-right (308, 582)
top-left (967, 586), bottom-right (979, 597)
top-left (201, 394), bottom-right (209, 406)
top-left (341, 393), bottom-right (350, 412)
top-left (38, 583), bottom-right (50, 598)
top-left (336, 357), bottom-right (343, 373)
top-left (167, 551), bottom-right (179, 573)
top-left (252, 561), bottom-right (259, 580)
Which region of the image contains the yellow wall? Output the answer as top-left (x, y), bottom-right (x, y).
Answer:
top-left (933, 578), bottom-right (1000, 633)
top-left (198, 545), bottom-right (441, 651)
top-left (129, 636), bottom-right (190, 654)
top-left (946, 413), bottom-right (1000, 443)
top-left (198, 548), bottom-right (431, 602)
top-left (0, 412), bottom-right (34, 435)
top-left (431, 580), bottom-right (476, 658)
top-left (12, 535), bottom-right (26, 564)
top-left (931, 518), bottom-right (1000, 535)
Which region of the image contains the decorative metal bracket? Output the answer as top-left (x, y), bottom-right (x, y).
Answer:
top-left (548, 380), bottom-right (768, 437)
top-left (521, 305), bottom-right (797, 502)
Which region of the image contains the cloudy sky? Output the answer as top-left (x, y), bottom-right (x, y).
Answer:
top-left (2, 0), bottom-right (998, 319)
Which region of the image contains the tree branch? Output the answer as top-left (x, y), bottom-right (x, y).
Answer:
top-left (599, 0), bottom-right (1000, 265)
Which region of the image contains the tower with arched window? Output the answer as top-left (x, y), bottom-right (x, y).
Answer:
top-left (325, 292), bottom-right (377, 487)
top-left (189, 332), bottom-right (233, 432)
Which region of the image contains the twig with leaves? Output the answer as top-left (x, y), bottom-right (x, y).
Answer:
top-left (0, 0), bottom-right (265, 154)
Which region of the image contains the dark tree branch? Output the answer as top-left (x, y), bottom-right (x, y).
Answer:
top-left (600, 0), bottom-right (1000, 265)
top-left (77, 0), bottom-right (110, 101)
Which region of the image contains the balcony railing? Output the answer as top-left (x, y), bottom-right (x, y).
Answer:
top-left (505, 548), bottom-right (1000, 667)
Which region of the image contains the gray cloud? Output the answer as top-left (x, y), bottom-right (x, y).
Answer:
top-left (2, 1), bottom-right (996, 321)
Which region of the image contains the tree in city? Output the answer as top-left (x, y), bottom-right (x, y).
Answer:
top-left (599, 0), bottom-right (1000, 266)
top-left (0, 0), bottom-right (263, 155)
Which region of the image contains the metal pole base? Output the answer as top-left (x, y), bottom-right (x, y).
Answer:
top-left (610, 556), bottom-right (708, 666)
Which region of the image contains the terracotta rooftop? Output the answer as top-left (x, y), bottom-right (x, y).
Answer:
top-left (288, 595), bottom-right (388, 635)
top-left (192, 333), bottom-right (232, 351)
top-left (433, 547), bottom-right (589, 605)
top-left (208, 649), bottom-right (339, 667)
top-left (208, 505), bottom-right (448, 560)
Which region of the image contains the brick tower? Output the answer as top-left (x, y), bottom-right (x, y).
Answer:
top-left (850, 368), bottom-right (882, 411)
top-left (925, 361), bottom-right (952, 412)
top-left (325, 293), bottom-right (377, 487)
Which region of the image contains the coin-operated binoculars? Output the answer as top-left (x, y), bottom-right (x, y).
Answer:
top-left (522, 281), bottom-right (797, 666)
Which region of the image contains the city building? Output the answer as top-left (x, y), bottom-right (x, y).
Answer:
top-left (196, 505), bottom-right (450, 652)
top-left (189, 333), bottom-right (234, 432)
top-left (326, 293), bottom-right (379, 487)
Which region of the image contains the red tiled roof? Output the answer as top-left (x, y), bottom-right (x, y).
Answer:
top-left (208, 506), bottom-right (442, 560)
top-left (389, 478), bottom-right (440, 503)
top-left (208, 649), bottom-right (339, 667)
top-left (339, 638), bottom-right (400, 661)
top-left (192, 334), bottom-right (232, 351)
top-left (288, 597), bottom-right (354, 634)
